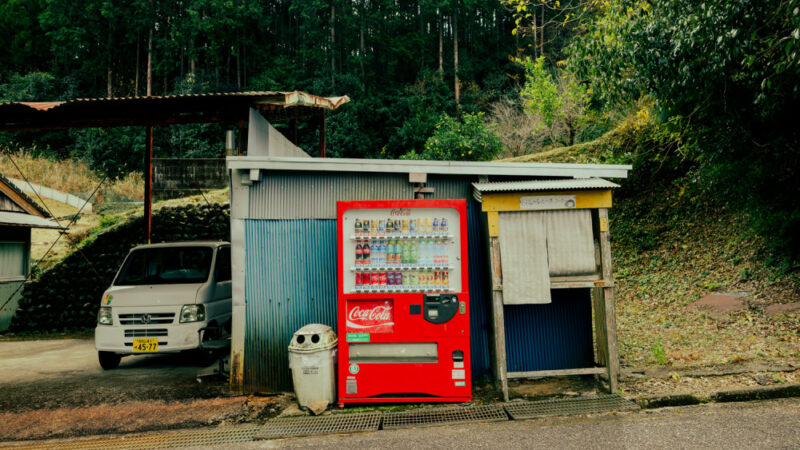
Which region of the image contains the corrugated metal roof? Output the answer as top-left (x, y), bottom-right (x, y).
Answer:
top-left (2, 91), bottom-right (349, 113)
top-left (473, 178), bottom-right (620, 193)
top-left (0, 91), bottom-right (349, 131)
top-left (229, 157), bottom-right (632, 179)
top-left (0, 211), bottom-right (62, 229)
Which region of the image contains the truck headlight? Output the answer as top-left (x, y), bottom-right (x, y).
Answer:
top-left (97, 307), bottom-right (113, 325)
top-left (180, 305), bottom-right (206, 323)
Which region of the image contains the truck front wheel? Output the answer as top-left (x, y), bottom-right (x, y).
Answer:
top-left (98, 351), bottom-right (121, 370)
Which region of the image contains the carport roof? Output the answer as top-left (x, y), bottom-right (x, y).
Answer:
top-left (0, 91), bottom-right (350, 131)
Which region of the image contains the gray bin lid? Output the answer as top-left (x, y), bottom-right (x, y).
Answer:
top-left (288, 323), bottom-right (338, 353)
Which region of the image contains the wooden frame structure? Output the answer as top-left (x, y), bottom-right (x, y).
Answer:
top-left (478, 184), bottom-right (620, 401)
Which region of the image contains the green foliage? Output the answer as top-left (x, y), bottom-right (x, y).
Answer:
top-left (569, 0), bottom-right (800, 261)
top-left (520, 56), bottom-right (590, 146)
top-left (402, 112), bottom-right (502, 161)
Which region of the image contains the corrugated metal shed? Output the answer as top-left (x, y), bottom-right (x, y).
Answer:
top-left (0, 211), bottom-right (62, 229)
top-left (230, 158), bottom-right (629, 393)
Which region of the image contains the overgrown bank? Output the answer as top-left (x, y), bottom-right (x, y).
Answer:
top-left (8, 202), bottom-right (229, 333)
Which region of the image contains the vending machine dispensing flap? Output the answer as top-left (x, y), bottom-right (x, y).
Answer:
top-left (423, 294), bottom-right (459, 324)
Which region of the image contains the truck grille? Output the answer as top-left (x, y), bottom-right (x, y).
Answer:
top-left (125, 328), bottom-right (169, 337)
top-left (118, 313), bottom-right (175, 325)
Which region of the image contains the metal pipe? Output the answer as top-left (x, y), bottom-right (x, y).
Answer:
top-left (144, 125), bottom-right (153, 243)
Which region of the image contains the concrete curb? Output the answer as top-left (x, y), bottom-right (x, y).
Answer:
top-left (635, 383), bottom-right (800, 409)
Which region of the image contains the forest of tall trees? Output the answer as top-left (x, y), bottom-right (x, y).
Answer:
top-left (0, 0), bottom-right (542, 171)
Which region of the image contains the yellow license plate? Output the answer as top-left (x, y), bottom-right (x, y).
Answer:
top-left (132, 338), bottom-right (159, 352)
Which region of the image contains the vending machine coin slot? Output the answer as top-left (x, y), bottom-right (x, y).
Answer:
top-left (423, 294), bottom-right (459, 324)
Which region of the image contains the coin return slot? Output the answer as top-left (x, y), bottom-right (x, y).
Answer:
top-left (349, 343), bottom-right (438, 363)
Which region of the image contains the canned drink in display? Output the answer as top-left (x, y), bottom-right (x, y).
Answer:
top-left (370, 220), bottom-right (377, 235)
top-left (409, 218), bottom-right (417, 233)
top-left (433, 218), bottom-right (439, 234)
top-left (354, 218), bottom-right (362, 236)
top-left (402, 272), bottom-right (410, 287)
top-left (355, 272), bottom-right (362, 288)
top-left (402, 219), bottom-right (409, 234)
top-left (369, 272), bottom-right (377, 285)
top-left (424, 217), bottom-right (432, 233)
top-left (379, 272), bottom-right (387, 286)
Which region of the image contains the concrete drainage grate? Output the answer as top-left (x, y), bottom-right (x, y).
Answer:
top-left (504, 395), bottom-right (639, 420)
top-left (382, 405), bottom-right (509, 430)
top-left (17, 425), bottom-right (261, 450)
top-left (253, 412), bottom-right (382, 440)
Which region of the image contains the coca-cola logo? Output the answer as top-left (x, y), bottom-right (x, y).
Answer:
top-left (346, 300), bottom-right (394, 333)
top-left (348, 305), bottom-right (392, 323)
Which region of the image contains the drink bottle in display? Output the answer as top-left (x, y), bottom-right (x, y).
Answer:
top-left (402, 242), bottom-right (410, 264)
top-left (425, 217), bottom-right (432, 233)
top-left (427, 269), bottom-right (434, 285)
top-left (362, 241), bottom-right (371, 265)
top-left (409, 241), bottom-right (418, 264)
top-left (440, 217), bottom-right (448, 233)
top-left (409, 218), bottom-right (417, 233)
top-left (378, 220), bottom-right (385, 235)
top-left (402, 219), bottom-right (409, 234)
top-left (433, 218), bottom-right (439, 234)
top-left (434, 271), bottom-right (441, 286)
top-left (355, 240), bottom-right (363, 265)
top-left (442, 271), bottom-right (450, 287)
top-left (354, 218), bottom-right (362, 236)
top-left (355, 272), bottom-right (362, 288)
top-left (379, 272), bottom-right (387, 286)
top-left (402, 272), bottom-right (410, 287)
top-left (409, 271), bottom-right (418, 287)
top-left (370, 220), bottom-right (377, 235)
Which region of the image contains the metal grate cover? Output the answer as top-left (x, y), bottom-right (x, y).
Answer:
top-left (504, 395), bottom-right (639, 420)
top-left (254, 412), bottom-right (382, 440)
top-left (382, 405), bottom-right (508, 430)
top-left (15, 425), bottom-right (260, 450)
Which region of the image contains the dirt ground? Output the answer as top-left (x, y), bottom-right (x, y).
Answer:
top-left (0, 338), bottom-right (278, 442)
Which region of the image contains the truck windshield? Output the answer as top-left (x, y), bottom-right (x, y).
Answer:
top-left (115, 247), bottom-right (213, 286)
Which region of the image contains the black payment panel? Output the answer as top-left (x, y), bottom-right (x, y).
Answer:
top-left (423, 293), bottom-right (459, 324)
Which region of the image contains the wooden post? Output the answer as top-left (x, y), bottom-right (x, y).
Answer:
top-left (144, 125), bottom-right (153, 243)
top-left (598, 208), bottom-right (619, 392)
top-left (319, 110), bottom-right (326, 158)
top-left (489, 236), bottom-right (509, 401)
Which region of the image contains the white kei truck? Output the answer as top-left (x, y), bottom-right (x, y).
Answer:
top-left (95, 241), bottom-right (232, 369)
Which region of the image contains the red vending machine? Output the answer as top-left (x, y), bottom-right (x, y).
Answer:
top-left (336, 199), bottom-right (470, 405)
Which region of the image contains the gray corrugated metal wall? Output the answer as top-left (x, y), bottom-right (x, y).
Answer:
top-left (244, 219), bottom-right (338, 392)
top-left (249, 172), bottom-right (413, 219)
top-left (504, 289), bottom-right (594, 372)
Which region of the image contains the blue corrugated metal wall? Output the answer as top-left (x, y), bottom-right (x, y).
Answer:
top-left (504, 289), bottom-right (594, 372)
top-left (465, 200), bottom-right (491, 380)
top-left (244, 219), bottom-right (338, 392)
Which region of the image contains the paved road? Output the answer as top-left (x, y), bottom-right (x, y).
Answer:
top-left (0, 338), bottom-right (227, 411)
top-left (240, 398), bottom-right (800, 449)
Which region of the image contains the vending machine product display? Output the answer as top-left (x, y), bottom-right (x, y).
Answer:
top-left (337, 199), bottom-right (471, 404)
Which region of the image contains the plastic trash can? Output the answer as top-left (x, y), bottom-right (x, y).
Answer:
top-left (288, 323), bottom-right (338, 409)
